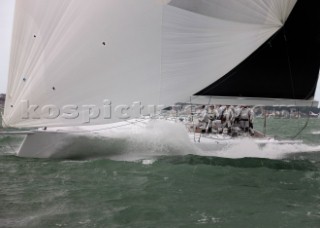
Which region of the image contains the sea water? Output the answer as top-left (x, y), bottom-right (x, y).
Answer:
top-left (0, 118), bottom-right (320, 227)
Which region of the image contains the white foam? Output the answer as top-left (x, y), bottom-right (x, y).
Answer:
top-left (193, 138), bottom-right (320, 160)
top-left (36, 120), bottom-right (194, 160)
top-left (95, 120), bottom-right (195, 160)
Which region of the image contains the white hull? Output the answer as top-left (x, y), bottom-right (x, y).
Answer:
top-left (15, 119), bottom-right (303, 159)
top-left (17, 119), bottom-right (151, 159)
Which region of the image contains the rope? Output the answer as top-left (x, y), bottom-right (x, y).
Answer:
top-left (291, 102), bottom-right (314, 139)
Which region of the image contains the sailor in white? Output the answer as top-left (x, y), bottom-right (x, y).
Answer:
top-left (248, 106), bottom-right (255, 135)
top-left (239, 105), bottom-right (254, 135)
top-left (232, 106), bottom-right (242, 123)
top-left (218, 105), bottom-right (226, 119)
top-left (222, 105), bottom-right (234, 134)
top-left (207, 105), bottom-right (220, 133)
top-left (196, 105), bottom-right (209, 131)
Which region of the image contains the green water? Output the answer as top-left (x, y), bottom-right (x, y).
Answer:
top-left (1, 119), bottom-right (320, 227)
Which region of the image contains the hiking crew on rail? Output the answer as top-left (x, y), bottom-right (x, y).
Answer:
top-left (195, 105), bottom-right (255, 136)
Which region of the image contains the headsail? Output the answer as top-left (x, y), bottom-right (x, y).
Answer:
top-left (196, 0), bottom-right (320, 100)
top-left (4, 0), bottom-right (319, 128)
top-left (161, 0), bottom-right (297, 104)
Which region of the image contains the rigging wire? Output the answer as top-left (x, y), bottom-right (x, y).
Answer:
top-left (282, 24), bottom-right (312, 140)
top-left (190, 96), bottom-right (197, 142)
top-left (283, 28), bottom-right (296, 100)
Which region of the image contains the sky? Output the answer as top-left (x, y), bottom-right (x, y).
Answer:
top-left (0, 0), bottom-right (15, 94)
top-left (0, 1), bottom-right (320, 101)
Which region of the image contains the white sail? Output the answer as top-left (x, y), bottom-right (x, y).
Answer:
top-left (4, 0), bottom-right (299, 128)
top-left (161, 4), bottom-right (280, 103)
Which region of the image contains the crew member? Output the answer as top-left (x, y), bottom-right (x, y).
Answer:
top-left (222, 105), bottom-right (234, 134)
top-left (239, 105), bottom-right (254, 135)
top-left (207, 105), bottom-right (220, 133)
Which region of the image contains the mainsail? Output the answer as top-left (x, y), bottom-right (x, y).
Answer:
top-left (3, 0), bottom-right (320, 128)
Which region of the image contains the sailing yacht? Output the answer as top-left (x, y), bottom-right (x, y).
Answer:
top-left (2, 0), bottom-right (320, 158)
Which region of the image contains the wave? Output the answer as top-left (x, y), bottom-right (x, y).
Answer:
top-left (153, 155), bottom-right (319, 171)
top-left (193, 137), bottom-right (320, 160)
top-left (0, 135), bottom-right (24, 155)
top-left (310, 130), bottom-right (320, 135)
